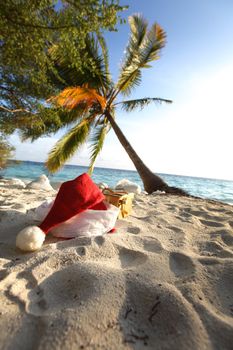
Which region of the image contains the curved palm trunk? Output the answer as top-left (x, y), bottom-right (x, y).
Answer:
top-left (105, 111), bottom-right (187, 195)
top-left (105, 111), bottom-right (166, 193)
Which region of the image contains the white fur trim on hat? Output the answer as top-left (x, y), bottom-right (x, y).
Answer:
top-left (16, 226), bottom-right (46, 252)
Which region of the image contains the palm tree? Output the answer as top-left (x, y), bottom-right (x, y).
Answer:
top-left (45, 14), bottom-right (187, 195)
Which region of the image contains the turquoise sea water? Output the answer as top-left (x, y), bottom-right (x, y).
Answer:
top-left (1, 161), bottom-right (233, 205)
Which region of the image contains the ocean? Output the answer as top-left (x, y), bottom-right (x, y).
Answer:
top-left (1, 161), bottom-right (233, 205)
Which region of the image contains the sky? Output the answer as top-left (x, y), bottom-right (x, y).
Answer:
top-left (10, 0), bottom-right (233, 180)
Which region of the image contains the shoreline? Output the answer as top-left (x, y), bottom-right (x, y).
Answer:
top-left (2, 162), bottom-right (233, 204)
top-left (1, 175), bottom-right (233, 206)
top-left (0, 181), bottom-right (233, 349)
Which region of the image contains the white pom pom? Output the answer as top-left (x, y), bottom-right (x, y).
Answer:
top-left (16, 226), bottom-right (46, 252)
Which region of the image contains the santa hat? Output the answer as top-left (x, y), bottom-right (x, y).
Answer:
top-left (16, 173), bottom-right (106, 252)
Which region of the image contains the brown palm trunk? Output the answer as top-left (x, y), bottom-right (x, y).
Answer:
top-left (105, 111), bottom-right (169, 193)
top-left (105, 111), bottom-right (188, 195)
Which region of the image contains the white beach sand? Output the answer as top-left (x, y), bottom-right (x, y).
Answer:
top-left (0, 180), bottom-right (233, 350)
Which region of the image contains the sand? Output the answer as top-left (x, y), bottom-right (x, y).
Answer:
top-left (0, 180), bottom-right (233, 350)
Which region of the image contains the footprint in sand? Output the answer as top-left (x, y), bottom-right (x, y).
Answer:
top-left (0, 270), bottom-right (48, 316)
top-left (199, 263), bottom-right (233, 318)
top-left (215, 265), bottom-right (233, 310)
top-left (199, 219), bottom-right (225, 228)
top-left (229, 221), bottom-right (233, 229)
top-left (187, 209), bottom-right (227, 223)
top-left (148, 210), bottom-right (163, 216)
top-left (208, 229), bottom-right (233, 247)
top-left (168, 225), bottom-right (184, 234)
top-left (221, 231), bottom-right (233, 246)
top-left (206, 206), bottom-right (227, 213)
top-left (127, 226), bottom-right (141, 234)
top-left (0, 268), bottom-right (9, 280)
top-left (199, 241), bottom-right (233, 258)
top-left (76, 246), bottom-right (87, 256)
top-left (199, 219), bottom-right (226, 228)
top-left (164, 204), bottom-right (178, 213)
top-left (117, 246), bottom-right (148, 269)
top-left (169, 252), bottom-right (196, 277)
top-left (175, 214), bottom-right (192, 223)
top-left (121, 280), bottom-right (210, 348)
top-left (55, 236), bottom-right (92, 252)
top-left (198, 257), bottom-right (221, 265)
top-left (142, 237), bottom-right (164, 253)
top-left (187, 209), bottom-right (206, 217)
top-left (27, 263), bottom-right (125, 317)
top-left (94, 235), bottom-right (106, 246)
top-left (27, 264), bottom-right (99, 315)
top-left (180, 207), bottom-right (226, 225)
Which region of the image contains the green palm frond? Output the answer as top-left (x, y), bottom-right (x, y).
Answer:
top-left (58, 105), bottom-right (87, 125)
top-left (49, 34), bottom-right (112, 93)
top-left (117, 97), bottom-right (172, 112)
top-left (88, 124), bottom-right (108, 174)
top-left (137, 23), bottom-right (166, 64)
top-left (46, 118), bottom-right (91, 173)
top-left (96, 33), bottom-right (112, 92)
top-left (120, 15), bottom-right (148, 73)
top-left (116, 14), bottom-right (166, 96)
top-left (20, 106), bottom-right (89, 141)
top-left (117, 69), bottom-right (142, 97)
top-left (20, 107), bottom-right (65, 141)
top-left (84, 34), bottom-right (112, 94)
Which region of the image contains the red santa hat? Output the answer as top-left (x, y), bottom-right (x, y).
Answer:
top-left (16, 173), bottom-right (107, 252)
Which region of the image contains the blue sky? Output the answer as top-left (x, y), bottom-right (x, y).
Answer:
top-left (10, 0), bottom-right (233, 180)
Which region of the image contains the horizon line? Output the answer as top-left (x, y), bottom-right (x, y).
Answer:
top-left (7, 159), bottom-right (233, 183)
